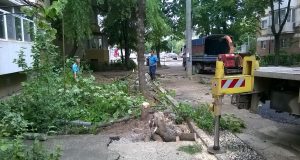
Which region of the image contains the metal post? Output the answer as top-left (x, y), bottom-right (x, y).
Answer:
top-left (213, 115), bottom-right (220, 150)
top-left (185, 0), bottom-right (192, 77)
top-left (208, 97), bottom-right (225, 154)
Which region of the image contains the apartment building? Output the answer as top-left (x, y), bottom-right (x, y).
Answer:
top-left (0, 0), bottom-right (34, 97)
top-left (257, 0), bottom-right (300, 56)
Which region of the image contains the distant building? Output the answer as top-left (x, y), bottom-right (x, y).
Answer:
top-left (257, 0), bottom-right (300, 56)
top-left (0, 0), bottom-right (34, 97)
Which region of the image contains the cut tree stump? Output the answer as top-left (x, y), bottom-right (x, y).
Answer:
top-left (179, 133), bottom-right (196, 141)
top-left (148, 112), bottom-right (195, 142)
top-left (141, 102), bottom-right (151, 121)
top-left (152, 133), bottom-right (164, 142)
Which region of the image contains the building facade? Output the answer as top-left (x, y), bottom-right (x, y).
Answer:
top-left (0, 0), bottom-right (34, 97)
top-left (257, 0), bottom-right (300, 56)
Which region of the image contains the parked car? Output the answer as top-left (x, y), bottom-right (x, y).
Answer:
top-left (130, 53), bottom-right (137, 59)
top-left (167, 53), bottom-right (178, 60)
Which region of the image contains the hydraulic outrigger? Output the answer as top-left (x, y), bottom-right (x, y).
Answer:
top-left (208, 55), bottom-right (259, 154)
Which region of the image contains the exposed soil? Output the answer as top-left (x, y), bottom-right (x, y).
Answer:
top-left (100, 119), bottom-right (149, 142)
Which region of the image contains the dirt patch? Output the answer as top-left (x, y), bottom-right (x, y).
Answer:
top-left (100, 119), bottom-right (149, 142)
top-left (93, 71), bottom-right (134, 84)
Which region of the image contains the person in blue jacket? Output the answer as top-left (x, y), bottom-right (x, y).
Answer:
top-left (149, 51), bottom-right (158, 80)
top-left (72, 58), bottom-right (80, 80)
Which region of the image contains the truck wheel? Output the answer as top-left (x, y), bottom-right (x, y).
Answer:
top-left (224, 68), bottom-right (228, 75)
top-left (197, 64), bottom-right (204, 74)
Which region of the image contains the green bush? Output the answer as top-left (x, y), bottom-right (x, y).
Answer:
top-left (220, 114), bottom-right (245, 133)
top-left (260, 54), bottom-right (300, 66)
top-left (1, 75), bottom-right (143, 133)
top-left (126, 59), bottom-right (137, 70)
top-left (0, 139), bottom-right (60, 160)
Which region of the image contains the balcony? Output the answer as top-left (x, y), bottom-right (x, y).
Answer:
top-left (260, 22), bottom-right (296, 36)
top-left (267, 22), bottom-right (295, 34)
top-left (0, 40), bottom-right (33, 75)
top-left (0, 8), bottom-right (34, 75)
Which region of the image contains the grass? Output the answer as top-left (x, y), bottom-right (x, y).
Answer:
top-left (177, 144), bottom-right (202, 155)
top-left (175, 103), bottom-right (246, 133)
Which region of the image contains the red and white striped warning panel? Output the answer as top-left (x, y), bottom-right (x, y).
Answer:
top-left (221, 78), bottom-right (245, 89)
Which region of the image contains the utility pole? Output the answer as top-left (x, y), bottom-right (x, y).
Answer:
top-left (186, 0), bottom-right (192, 77)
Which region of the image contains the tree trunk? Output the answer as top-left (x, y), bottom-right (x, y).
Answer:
top-left (269, 0), bottom-right (292, 66)
top-left (274, 34), bottom-right (280, 66)
top-left (137, 0), bottom-right (147, 95)
top-left (123, 20), bottom-right (130, 66)
top-left (120, 47), bottom-right (124, 63)
top-left (119, 33), bottom-right (124, 63)
top-left (156, 46), bottom-right (161, 67)
top-left (69, 39), bottom-right (78, 58)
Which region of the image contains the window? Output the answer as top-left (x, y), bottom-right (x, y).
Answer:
top-left (15, 17), bottom-right (22, 41)
top-left (292, 9), bottom-right (295, 22)
top-left (0, 11), bottom-right (5, 39)
top-left (23, 20), bottom-right (33, 42)
top-left (261, 20), bottom-right (268, 29)
top-left (261, 41), bottom-right (266, 49)
top-left (280, 9), bottom-right (286, 23)
top-left (6, 14), bottom-right (16, 40)
top-left (0, 8), bottom-right (34, 42)
top-left (272, 8), bottom-right (295, 24)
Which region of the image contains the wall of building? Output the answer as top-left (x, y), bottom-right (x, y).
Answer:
top-left (257, 34), bottom-right (300, 56)
top-left (0, 2), bottom-right (33, 98)
top-left (257, 0), bottom-right (300, 56)
top-left (0, 72), bottom-right (26, 98)
top-left (0, 40), bottom-right (33, 75)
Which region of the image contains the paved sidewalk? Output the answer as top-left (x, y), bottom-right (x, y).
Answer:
top-left (42, 134), bottom-right (119, 160)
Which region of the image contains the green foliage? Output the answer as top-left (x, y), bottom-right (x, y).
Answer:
top-left (220, 114), bottom-right (246, 133)
top-left (167, 89), bottom-right (176, 97)
top-left (192, 105), bottom-right (215, 133)
top-left (175, 103), bottom-right (245, 133)
top-left (126, 59), bottom-right (137, 70)
top-left (174, 103), bottom-right (195, 124)
top-left (0, 1), bottom-right (143, 135)
top-left (0, 111), bottom-right (28, 137)
top-left (179, 0), bottom-right (268, 43)
top-left (177, 144), bottom-right (202, 155)
top-left (13, 48), bottom-right (29, 72)
top-left (146, 0), bottom-right (171, 58)
top-left (260, 54), bottom-right (300, 66)
top-left (63, 0), bottom-right (92, 43)
top-left (0, 139), bottom-right (60, 160)
top-left (100, 0), bottom-right (137, 50)
top-left (2, 75), bottom-right (143, 132)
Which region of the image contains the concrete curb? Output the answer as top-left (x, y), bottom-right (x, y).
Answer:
top-left (67, 116), bottom-right (135, 128)
top-left (153, 81), bottom-right (179, 108)
top-left (187, 120), bottom-right (223, 160)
